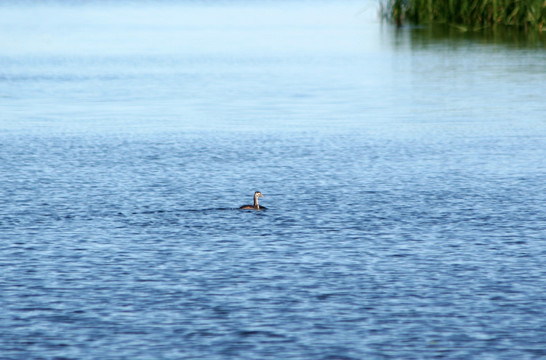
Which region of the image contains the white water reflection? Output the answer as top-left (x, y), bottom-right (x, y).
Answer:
top-left (1, 1), bottom-right (544, 135)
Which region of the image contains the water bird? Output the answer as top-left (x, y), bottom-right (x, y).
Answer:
top-left (239, 191), bottom-right (267, 210)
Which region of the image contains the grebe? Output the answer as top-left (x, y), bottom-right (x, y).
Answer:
top-left (239, 191), bottom-right (267, 210)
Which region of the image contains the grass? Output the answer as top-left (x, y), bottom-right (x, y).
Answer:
top-left (381, 0), bottom-right (546, 31)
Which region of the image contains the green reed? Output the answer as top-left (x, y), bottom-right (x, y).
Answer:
top-left (381, 0), bottom-right (546, 31)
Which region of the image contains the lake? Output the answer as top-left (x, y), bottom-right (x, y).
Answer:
top-left (1, 1), bottom-right (545, 359)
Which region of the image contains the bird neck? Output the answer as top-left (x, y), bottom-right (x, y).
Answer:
top-left (253, 195), bottom-right (260, 208)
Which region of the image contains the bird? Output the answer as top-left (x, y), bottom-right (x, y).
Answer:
top-left (239, 191), bottom-right (267, 210)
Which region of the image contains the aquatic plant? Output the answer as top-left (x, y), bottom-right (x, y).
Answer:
top-left (381, 0), bottom-right (546, 31)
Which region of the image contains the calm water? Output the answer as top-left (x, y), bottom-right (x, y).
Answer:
top-left (1, 1), bottom-right (546, 359)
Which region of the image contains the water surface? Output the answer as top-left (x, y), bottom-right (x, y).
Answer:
top-left (1, 1), bottom-right (546, 359)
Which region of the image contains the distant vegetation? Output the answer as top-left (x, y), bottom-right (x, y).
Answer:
top-left (381, 0), bottom-right (546, 31)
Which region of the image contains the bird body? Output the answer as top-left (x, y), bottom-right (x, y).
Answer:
top-left (240, 191), bottom-right (266, 210)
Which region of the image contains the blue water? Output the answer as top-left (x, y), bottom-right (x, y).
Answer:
top-left (1, 1), bottom-right (546, 359)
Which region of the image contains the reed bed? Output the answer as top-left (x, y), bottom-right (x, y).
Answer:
top-left (381, 0), bottom-right (546, 31)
